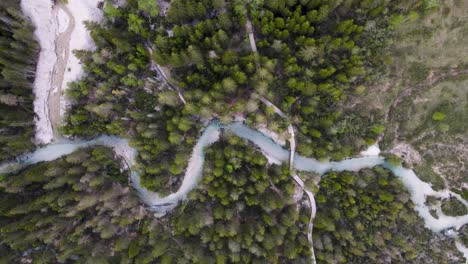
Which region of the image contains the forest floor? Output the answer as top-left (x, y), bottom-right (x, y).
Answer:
top-left (345, 0), bottom-right (468, 192)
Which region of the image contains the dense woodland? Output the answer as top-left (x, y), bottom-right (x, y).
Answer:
top-left (0, 144), bottom-right (463, 263)
top-left (0, 147), bottom-right (143, 262)
top-left (313, 167), bottom-right (463, 263)
top-left (0, 0), bottom-right (38, 161)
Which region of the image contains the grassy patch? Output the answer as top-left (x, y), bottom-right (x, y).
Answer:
top-left (414, 165), bottom-right (445, 190)
top-left (407, 62), bottom-right (430, 83)
top-left (441, 197), bottom-right (468, 217)
top-left (451, 187), bottom-right (468, 200)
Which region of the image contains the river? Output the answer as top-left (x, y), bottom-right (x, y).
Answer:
top-left (1, 121), bottom-right (467, 235)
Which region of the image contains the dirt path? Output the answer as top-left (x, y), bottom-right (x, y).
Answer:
top-left (288, 124), bottom-right (296, 170)
top-left (48, 4), bottom-right (75, 142)
top-left (292, 174), bottom-right (317, 264)
top-left (246, 18), bottom-right (257, 53)
top-left (146, 47), bottom-right (186, 104)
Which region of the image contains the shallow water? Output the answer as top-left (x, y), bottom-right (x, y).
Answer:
top-left (0, 136), bottom-right (133, 174)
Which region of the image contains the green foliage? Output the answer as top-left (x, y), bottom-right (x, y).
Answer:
top-left (451, 187), bottom-right (468, 200)
top-left (407, 61), bottom-right (429, 83)
top-left (0, 0), bottom-right (39, 161)
top-left (424, 0), bottom-right (440, 10)
top-left (432, 111), bottom-right (446, 121)
top-left (414, 165), bottom-right (446, 191)
top-left (385, 154), bottom-right (403, 167)
top-left (314, 168), bottom-right (461, 263)
top-left (166, 0), bottom-right (214, 24)
top-left (137, 0), bottom-right (159, 18)
top-left (371, 124), bottom-right (385, 135)
top-left (440, 197), bottom-right (468, 217)
top-left (460, 225), bottom-right (468, 248)
top-left (0, 147), bottom-right (149, 262)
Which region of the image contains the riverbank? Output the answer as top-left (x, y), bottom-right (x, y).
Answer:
top-left (20, 0), bottom-right (103, 144)
top-left (20, 0), bottom-right (56, 144)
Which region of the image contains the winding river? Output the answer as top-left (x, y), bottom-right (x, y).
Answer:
top-left (1, 121), bottom-right (467, 235)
